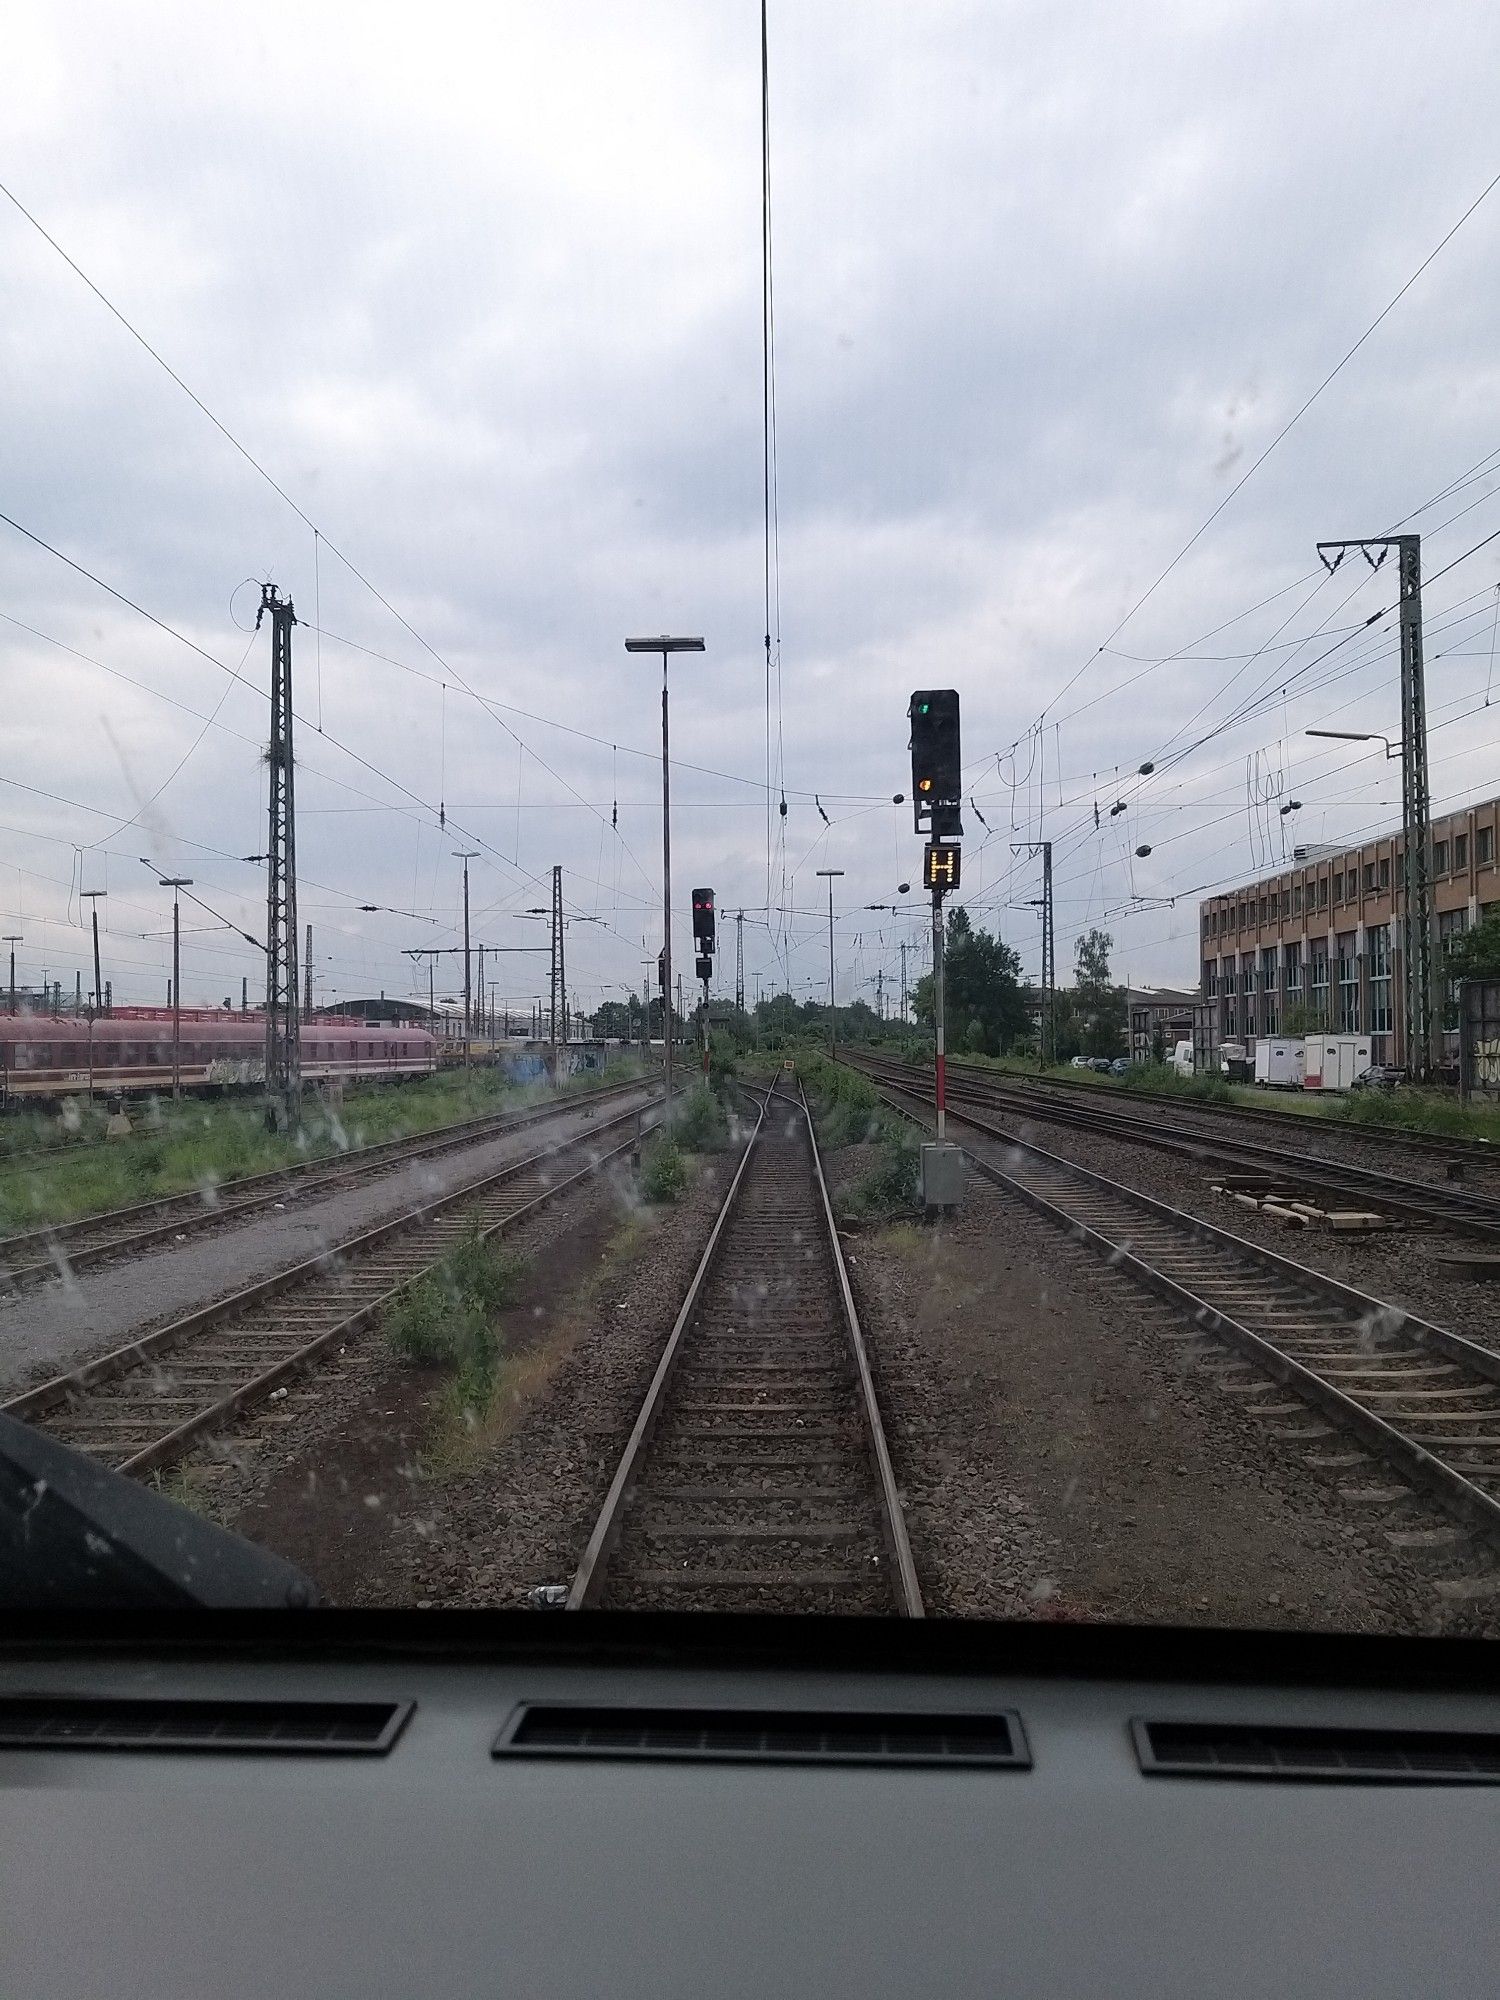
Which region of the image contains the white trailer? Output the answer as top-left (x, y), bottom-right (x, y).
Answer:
top-left (1303, 1033), bottom-right (1373, 1092)
top-left (1254, 1038), bottom-right (1306, 1089)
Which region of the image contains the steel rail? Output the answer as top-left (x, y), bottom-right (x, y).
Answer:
top-left (566, 1093), bottom-right (769, 1609)
top-left (862, 1066), bottom-right (1500, 1555)
top-left (946, 1053), bottom-right (1500, 1167)
top-left (0, 1072), bottom-right (655, 1288)
top-left (852, 1052), bottom-right (1500, 1238)
top-left (567, 1077), bottom-right (922, 1615)
top-left (5, 1095), bottom-right (665, 1477)
top-left (799, 1076), bottom-right (924, 1616)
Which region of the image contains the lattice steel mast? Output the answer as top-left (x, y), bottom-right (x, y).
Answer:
top-left (257, 583), bottom-right (300, 1129)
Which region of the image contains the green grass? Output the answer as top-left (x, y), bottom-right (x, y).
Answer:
top-left (836, 1126), bottom-right (921, 1223)
top-left (0, 1058), bottom-right (641, 1236)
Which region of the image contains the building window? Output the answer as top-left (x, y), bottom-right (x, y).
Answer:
top-left (1318, 878), bottom-right (1328, 910)
top-left (1363, 863), bottom-right (1376, 894)
top-left (1368, 924), bottom-right (1393, 1037)
top-left (1336, 933), bottom-right (1359, 1033)
top-left (1258, 896), bottom-right (1267, 925)
top-left (1379, 857), bottom-right (1390, 890)
top-left (1435, 839), bottom-right (1449, 873)
top-left (1331, 871), bottom-right (1342, 902)
top-left (1479, 826), bottom-right (1494, 866)
top-left (1292, 884), bottom-right (1302, 915)
top-left (1455, 832), bottom-right (1468, 869)
top-left (1310, 949), bottom-right (1330, 1024)
top-left (1284, 941), bottom-right (1302, 991)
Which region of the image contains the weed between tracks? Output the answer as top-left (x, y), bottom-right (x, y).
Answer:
top-left (794, 1051), bottom-right (920, 1222)
top-left (385, 1228), bottom-right (526, 1435)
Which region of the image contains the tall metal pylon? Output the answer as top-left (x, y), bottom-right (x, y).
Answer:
top-left (549, 864), bottom-right (567, 1052)
top-left (257, 583), bottom-right (300, 1129)
top-left (1012, 838), bottom-right (1054, 1064)
top-left (1317, 534), bottom-right (1434, 1077)
top-left (735, 909), bottom-right (745, 1014)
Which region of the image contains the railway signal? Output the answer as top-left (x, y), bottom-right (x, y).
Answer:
top-left (691, 887), bottom-right (716, 954)
top-left (910, 691), bottom-right (963, 1211)
top-left (922, 843), bottom-right (961, 893)
top-left (908, 689), bottom-right (962, 839)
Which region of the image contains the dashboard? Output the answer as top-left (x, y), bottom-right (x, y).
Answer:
top-left (2, 1613), bottom-right (1498, 1998)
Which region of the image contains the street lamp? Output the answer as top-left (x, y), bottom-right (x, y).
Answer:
top-left (626, 633), bottom-right (705, 1118)
top-left (816, 868), bottom-right (845, 1058)
top-left (80, 890), bottom-right (108, 1014)
top-left (1306, 728), bottom-right (1399, 761)
top-left (149, 871), bottom-right (193, 1101)
top-left (452, 850), bottom-right (479, 1061)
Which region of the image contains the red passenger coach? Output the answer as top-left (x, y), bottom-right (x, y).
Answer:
top-left (0, 1009), bottom-right (439, 1104)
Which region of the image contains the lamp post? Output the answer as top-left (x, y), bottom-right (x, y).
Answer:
top-left (156, 876), bottom-right (193, 1100)
top-left (626, 634), bottom-right (705, 1119)
top-left (816, 869), bottom-right (845, 1058)
top-left (453, 850), bottom-right (479, 1063)
top-left (3, 936), bottom-right (20, 1016)
top-left (80, 890), bottom-right (108, 1014)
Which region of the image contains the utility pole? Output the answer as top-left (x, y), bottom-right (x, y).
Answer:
top-left (932, 889), bottom-right (947, 1137)
top-left (1316, 535), bottom-right (1434, 1077)
top-left (1013, 839), bottom-right (1054, 1066)
top-left (80, 890), bottom-right (107, 1014)
top-left (257, 583), bottom-right (300, 1130)
top-left (303, 922), bottom-right (313, 1016)
top-left (816, 868), bottom-right (844, 1057)
top-left (735, 909), bottom-right (745, 1015)
top-left (158, 876), bottom-right (192, 1101)
top-left (477, 944), bottom-right (486, 1042)
top-left (625, 635), bottom-right (706, 1122)
top-left (4, 937), bottom-right (20, 1017)
top-left (549, 863), bottom-right (566, 1061)
top-left (454, 850), bottom-right (478, 1065)
top-left (876, 967), bottom-right (883, 1021)
top-left (899, 940), bottom-right (908, 1026)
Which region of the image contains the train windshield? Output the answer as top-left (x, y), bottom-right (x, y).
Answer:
top-left (5, 1), bottom-right (1500, 1637)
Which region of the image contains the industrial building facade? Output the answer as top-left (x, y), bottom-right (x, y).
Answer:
top-left (1199, 793), bottom-right (1500, 1069)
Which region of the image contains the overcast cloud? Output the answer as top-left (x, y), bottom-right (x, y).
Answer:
top-left (5, 0), bottom-right (1500, 1019)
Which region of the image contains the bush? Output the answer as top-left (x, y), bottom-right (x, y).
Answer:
top-left (672, 1083), bottom-right (729, 1153)
top-left (443, 1229), bottom-right (523, 1313)
top-left (641, 1134), bottom-right (688, 1203)
top-left (384, 1274), bottom-right (453, 1364)
top-left (795, 1052), bottom-right (882, 1147)
top-left (838, 1129), bottom-right (920, 1223)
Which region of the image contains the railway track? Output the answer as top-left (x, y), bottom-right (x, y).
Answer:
top-left (2, 1095), bottom-right (664, 1478)
top-left (863, 1066), bottom-right (1500, 1560)
top-left (0, 1073), bottom-right (655, 1290)
top-left (969, 1058), bottom-right (1500, 1171)
top-left (852, 1053), bottom-right (1500, 1240)
top-left (567, 1077), bottom-right (922, 1616)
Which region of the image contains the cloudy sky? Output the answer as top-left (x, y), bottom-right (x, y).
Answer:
top-left (6, 0), bottom-right (1500, 1023)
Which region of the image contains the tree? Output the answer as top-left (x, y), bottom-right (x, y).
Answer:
top-left (1151, 1023), bottom-right (1167, 1064)
top-left (1283, 998), bottom-right (1328, 1035)
top-left (1446, 915), bottom-right (1500, 981)
top-left (1073, 928), bottom-right (1127, 1057)
top-left (912, 906), bottom-right (1031, 1055)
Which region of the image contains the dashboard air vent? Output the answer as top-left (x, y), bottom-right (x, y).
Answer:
top-left (1135, 1718), bottom-right (1500, 1783)
top-left (495, 1703), bottom-right (1028, 1767)
top-left (0, 1696), bottom-right (413, 1756)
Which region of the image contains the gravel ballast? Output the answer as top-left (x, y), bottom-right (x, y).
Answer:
top-left (824, 1140), bottom-right (1500, 1635)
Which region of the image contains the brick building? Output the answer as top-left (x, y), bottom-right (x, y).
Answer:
top-left (1127, 986), bottom-right (1197, 1063)
top-left (1199, 793), bottom-right (1500, 1068)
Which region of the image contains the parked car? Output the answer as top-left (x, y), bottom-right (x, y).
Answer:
top-left (1108, 1056), bottom-right (1132, 1076)
top-left (1350, 1063), bottom-right (1406, 1092)
top-left (1069, 1055), bottom-right (1093, 1069)
top-left (1090, 1058), bottom-right (1114, 1073)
